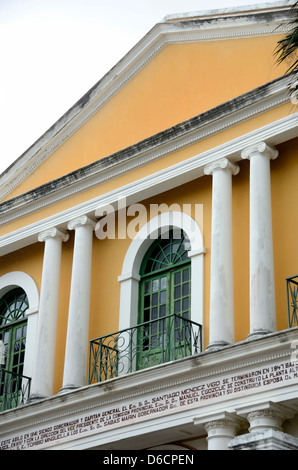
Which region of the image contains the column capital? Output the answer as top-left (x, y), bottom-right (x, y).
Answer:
top-left (67, 215), bottom-right (97, 231)
top-left (38, 227), bottom-right (69, 243)
top-left (194, 412), bottom-right (246, 450)
top-left (204, 158), bottom-right (240, 176)
top-left (236, 401), bottom-right (296, 432)
top-left (241, 142), bottom-right (278, 161)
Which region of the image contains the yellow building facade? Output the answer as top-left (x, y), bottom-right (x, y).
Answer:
top-left (0, 2), bottom-right (297, 451)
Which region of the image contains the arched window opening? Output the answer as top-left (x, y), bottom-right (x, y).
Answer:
top-left (137, 230), bottom-right (198, 370)
top-left (90, 213), bottom-right (204, 384)
top-left (0, 288), bottom-right (29, 410)
top-left (139, 229), bottom-right (191, 322)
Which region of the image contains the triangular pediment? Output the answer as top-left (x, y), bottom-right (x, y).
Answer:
top-left (0, 3), bottom-right (295, 202)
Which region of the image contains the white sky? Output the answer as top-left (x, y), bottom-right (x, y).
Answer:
top-left (0, 0), bottom-right (284, 175)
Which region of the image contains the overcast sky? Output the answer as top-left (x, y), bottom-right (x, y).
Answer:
top-left (0, 0), bottom-right (286, 175)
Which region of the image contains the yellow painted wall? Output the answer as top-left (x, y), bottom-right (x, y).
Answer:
top-left (5, 34), bottom-right (289, 200)
top-left (0, 23), bottom-right (296, 394)
top-left (271, 139), bottom-right (298, 331)
top-left (0, 102), bottom-right (293, 239)
top-left (0, 137), bottom-right (296, 394)
top-left (0, 244), bottom-right (43, 293)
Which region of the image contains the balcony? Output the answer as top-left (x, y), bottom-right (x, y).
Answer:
top-left (0, 369), bottom-right (31, 412)
top-left (287, 275), bottom-right (298, 328)
top-left (88, 314), bottom-right (202, 384)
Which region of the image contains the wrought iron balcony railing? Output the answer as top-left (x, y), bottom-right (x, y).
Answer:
top-left (287, 275), bottom-right (298, 328)
top-left (89, 314), bottom-right (202, 384)
top-left (0, 369), bottom-right (31, 412)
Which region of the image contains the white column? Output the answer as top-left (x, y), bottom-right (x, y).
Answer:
top-left (230, 402), bottom-right (296, 450)
top-left (241, 142), bottom-right (278, 338)
top-left (30, 228), bottom-right (69, 401)
top-left (194, 412), bottom-right (244, 451)
top-left (204, 158), bottom-right (239, 350)
top-left (61, 215), bottom-right (96, 392)
top-left (247, 409), bottom-right (284, 434)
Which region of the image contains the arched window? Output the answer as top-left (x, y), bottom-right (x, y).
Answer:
top-left (137, 230), bottom-right (195, 369)
top-left (0, 288), bottom-right (29, 408)
top-left (139, 230), bottom-right (191, 324)
top-left (119, 211), bottom-right (205, 333)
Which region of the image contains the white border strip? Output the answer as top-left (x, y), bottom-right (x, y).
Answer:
top-left (0, 113), bottom-right (296, 256)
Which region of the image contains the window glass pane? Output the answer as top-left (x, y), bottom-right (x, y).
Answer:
top-left (4, 331), bottom-right (10, 343)
top-left (152, 279), bottom-right (159, 292)
top-left (174, 286), bottom-right (181, 299)
top-left (152, 307), bottom-right (158, 320)
top-left (145, 281), bottom-right (151, 294)
top-left (152, 322), bottom-right (157, 335)
top-left (182, 298), bottom-right (189, 311)
top-left (144, 309), bottom-right (150, 323)
top-left (160, 305), bottom-right (166, 317)
top-left (172, 243), bottom-right (179, 253)
top-left (174, 272), bottom-right (181, 285)
top-left (160, 291), bottom-right (166, 304)
top-left (152, 293), bottom-right (158, 306)
top-left (174, 300), bottom-right (181, 314)
top-left (182, 283), bottom-right (189, 296)
top-left (160, 277), bottom-right (167, 289)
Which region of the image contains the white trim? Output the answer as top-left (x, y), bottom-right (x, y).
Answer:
top-left (0, 113), bottom-right (296, 257)
top-left (0, 76), bottom-right (292, 224)
top-left (0, 271), bottom-right (39, 382)
top-left (118, 211), bottom-right (205, 333)
top-left (0, 271), bottom-right (39, 312)
top-left (163, 1), bottom-right (296, 21)
top-left (0, 7), bottom-right (293, 200)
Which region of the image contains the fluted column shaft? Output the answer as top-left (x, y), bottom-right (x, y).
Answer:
top-left (30, 228), bottom-right (69, 400)
top-left (204, 158), bottom-right (239, 350)
top-left (241, 142), bottom-right (278, 338)
top-left (61, 216), bottom-right (96, 392)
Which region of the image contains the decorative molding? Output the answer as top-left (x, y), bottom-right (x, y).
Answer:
top-left (0, 327), bottom-right (297, 449)
top-left (67, 215), bottom-right (96, 231)
top-left (0, 77), bottom-right (294, 228)
top-left (0, 8), bottom-right (294, 201)
top-left (204, 158), bottom-right (240, 176)
top-left (0, 112), bottom-right (296, 257)
top-left (38, 227), bottom-right (69, 243)
top-left (241, 141), bottom-right (279, 160)
top-left (0, 271), bottom-right (39, 311)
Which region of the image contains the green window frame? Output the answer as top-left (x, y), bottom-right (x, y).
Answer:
top-left (0, 288), bottom-right (29, 400)
top-left (138, 230), bottom-right (191, 368)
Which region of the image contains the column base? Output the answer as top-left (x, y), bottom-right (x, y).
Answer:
top-left (247, 329), bottom-right (273, 340)
top-left (27, 393), bottom-right (48, 404)
top-left (206, 341), bottom-right (231, 352)
top-left (59, 384), bottom-right (79, 394)
top-left (229, 429), bottom-right (298, 451)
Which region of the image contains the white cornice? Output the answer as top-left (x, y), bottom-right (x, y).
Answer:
top-left (0, 327), bottom-right (297, 449)
top-left (0, 7), bottom-right (294, 201)
top-left (0, 112), bottom-right (296, 256)
top-left (163, 1), bottom-right (296, 21)
top-left (0, 76), bottom-right (293, 227)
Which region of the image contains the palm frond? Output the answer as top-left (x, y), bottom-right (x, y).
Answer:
top-left (275, 1), bottom-right (298, 74)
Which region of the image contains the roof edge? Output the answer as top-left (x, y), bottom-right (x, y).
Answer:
top-left (163, 1), bottom-right (296, 21)
top-left (0, 3), bottom-right (295, 198)
top-left (0, 75), bottom-right (293, 222)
